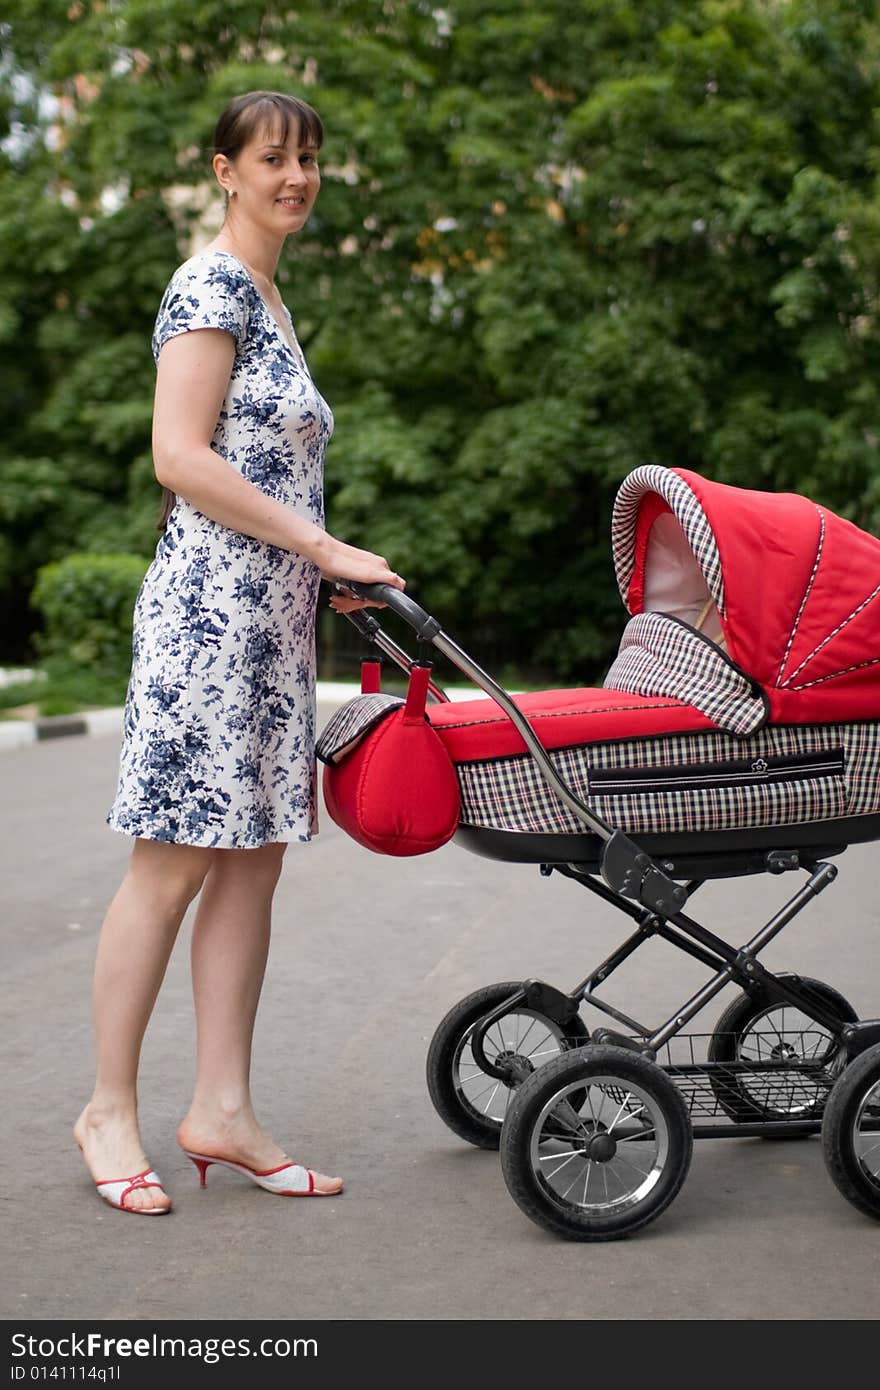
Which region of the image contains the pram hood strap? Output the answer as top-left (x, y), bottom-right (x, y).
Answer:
top-left (613, 466), bottom-right (880, 724)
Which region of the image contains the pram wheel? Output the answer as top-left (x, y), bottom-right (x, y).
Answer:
top-left (426, 982), bottom-right (590, 1149)
top-left (707, 976), bottom-right (856, 1127)
top-left (822, 1043), bottom-right (880, 1220)
top-left (499, 1045), bottom-right (692, 1241)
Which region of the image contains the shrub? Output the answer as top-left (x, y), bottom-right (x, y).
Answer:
top-left (30, 552), bottom-right (148, 708)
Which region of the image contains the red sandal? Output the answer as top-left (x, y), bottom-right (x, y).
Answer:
top-left (93, 1166), bottom-right (172, 1215)
top-left (181, 1148), bottom-right (343, 1197)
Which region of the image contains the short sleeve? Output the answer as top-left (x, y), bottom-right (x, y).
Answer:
top-left (152, 255), bottom-right (250, 362)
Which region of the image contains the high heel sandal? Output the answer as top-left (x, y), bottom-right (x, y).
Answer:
top-left (181, 1148), bottom-right (343, 1197)
top-left (76, 1135), bottom-right (172, 1215)
top-left (93, 1166), bottom-right (172, 1215)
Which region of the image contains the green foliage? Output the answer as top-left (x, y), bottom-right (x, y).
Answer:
top-left (0, 675), bottom-right (48, 714)
top-left (3, 0), bottom-right (880, 682)
top-left (30, 551), bottom-right (148, 705)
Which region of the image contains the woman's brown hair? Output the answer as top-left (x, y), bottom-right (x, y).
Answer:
top-left (157, 90), bottom-right (323, 532)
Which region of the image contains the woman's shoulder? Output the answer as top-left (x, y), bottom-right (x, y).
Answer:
top-left (153, 251), bottom-right (253, 359)
top-left (164, 248), bottom-right (252, 297)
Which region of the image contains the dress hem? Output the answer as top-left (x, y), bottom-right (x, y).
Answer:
top-left (105, 816), bottom-right (317, 850)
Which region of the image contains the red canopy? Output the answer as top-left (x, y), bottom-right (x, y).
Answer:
top-left (613, 466), bottom-right (880, 725)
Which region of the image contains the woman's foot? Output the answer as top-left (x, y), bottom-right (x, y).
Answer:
top-left (177, 1107), bottom-right (342, 1196)
top-left (74, 1102), bottom-right (172, 1213)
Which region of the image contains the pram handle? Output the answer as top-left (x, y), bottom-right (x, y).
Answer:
top-left (340, 602), bottom-right (451, 705)
top-left (337, 575), bottom-right (621, 837)
top-left (336, 581), bottom-right (441, 643)
top-left (335, 579), bottom-right (688, 918)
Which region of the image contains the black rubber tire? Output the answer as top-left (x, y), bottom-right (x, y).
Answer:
top-left (822, 1043), bottom-right (880, 1220)
top-left (499, 1045), bottom-right (693, 1241)
top-left (426, 982), bottom-right (590, 1150)
top-left (707, 976), bottom-right (856, 1127)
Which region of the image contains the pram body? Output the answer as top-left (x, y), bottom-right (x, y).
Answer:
top-left (318, 467), bottom-right (880, 1240)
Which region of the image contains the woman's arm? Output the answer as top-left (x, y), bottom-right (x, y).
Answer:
top-left (152, 328), bottom-right (402, 588)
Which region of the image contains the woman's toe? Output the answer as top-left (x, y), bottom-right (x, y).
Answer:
top-left (311, 1171), bottom-right (343, 1195)
top-left (119, 1184), bottom-right (172, 1213)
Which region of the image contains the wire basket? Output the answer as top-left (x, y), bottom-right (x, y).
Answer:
top-left (653, 1029), bottom-right (843, 1129)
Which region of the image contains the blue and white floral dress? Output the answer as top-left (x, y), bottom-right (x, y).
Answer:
top-left (107, 249), bottom-right (333, 849)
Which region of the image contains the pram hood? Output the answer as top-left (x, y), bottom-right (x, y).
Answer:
top-left (612, 466), bottom-right (880, 725)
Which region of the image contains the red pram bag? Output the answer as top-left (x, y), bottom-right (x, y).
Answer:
top-left (320, 664), bottom-right (460, 856)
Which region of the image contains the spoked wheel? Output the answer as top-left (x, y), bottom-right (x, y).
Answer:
top-left (426, 982), bottom-right (590, 1149)
top-left (707, 976), bottom-right (856, 1127)
top-left (822, 1042), bottom-right (880, 1220)
top-left (500, 1045), bottom-right (693, 1241)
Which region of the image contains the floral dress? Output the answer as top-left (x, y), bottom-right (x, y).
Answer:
top-left (106, 249), bottom-right (333, 849)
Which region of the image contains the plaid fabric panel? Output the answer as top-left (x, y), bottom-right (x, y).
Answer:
top-left (604, 612), bottom-right (766, 736)
top-left (612, 465), bottom-right (726, 616)
top-left (456, 723), bottom-right (880, 836)
top-left (315, 693), bottom-right (404, 766)
top-left (588, 774), bottom-right (845, 837)
top-left (839, 718), bottom-right (880, 819)
top-left (457, 743), bottom-right (603, 835)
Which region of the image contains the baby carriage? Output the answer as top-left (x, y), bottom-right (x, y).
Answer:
top-left (317, 465), bottom-right (880, 1241)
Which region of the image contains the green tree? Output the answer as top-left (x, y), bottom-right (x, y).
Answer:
top-left (3, 0), bottom-right (879, 679)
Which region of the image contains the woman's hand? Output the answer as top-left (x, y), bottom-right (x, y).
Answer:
top-left (328, 590), bottom-right (386, 614)
top-left (318, 536), bottom-right (405, 612)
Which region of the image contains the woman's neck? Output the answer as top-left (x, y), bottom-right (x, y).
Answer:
top-left (211, 224), bottom-right (284, 289)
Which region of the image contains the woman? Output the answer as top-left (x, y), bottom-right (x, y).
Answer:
top-left (74, 90), bottom-right (404, 1213)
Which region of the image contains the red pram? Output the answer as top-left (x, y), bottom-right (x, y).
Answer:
top-left (318, 467), bottom-right (880, 1240)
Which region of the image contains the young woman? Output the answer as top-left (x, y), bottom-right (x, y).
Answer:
top-left (74, 90), bottom-right (404, 1214)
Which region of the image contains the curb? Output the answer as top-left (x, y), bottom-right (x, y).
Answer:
top-left (0, 706), bottom-right (125, 750)
top-left (0, 680), bottom-right (488, 751)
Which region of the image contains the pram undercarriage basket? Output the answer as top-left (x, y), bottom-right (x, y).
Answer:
top-left (319, 467), bottom-right (880, 1240)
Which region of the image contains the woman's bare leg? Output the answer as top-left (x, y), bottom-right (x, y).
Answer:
top-left (177, 843), bottom-right (342, 1193)
top-left (74, 838), bottom-right (215, 1211)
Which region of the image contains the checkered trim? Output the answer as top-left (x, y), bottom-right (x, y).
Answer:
top-left (315, 693), bottom-right (404, 766)
top-left (455, 723), bottom-right (880, 837)
top-left (604, 612), bottom-right (767, 736)
top-left (612, 466), bottom-right (726, 616)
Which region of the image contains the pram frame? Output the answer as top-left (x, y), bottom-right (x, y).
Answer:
top-left (336, 582), bottom-right (880, 1233)
top-left (450, 858), bottom-right (880, 1126)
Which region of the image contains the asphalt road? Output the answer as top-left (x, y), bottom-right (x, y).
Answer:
top-left (2, 718), bottom-right (879, 1321)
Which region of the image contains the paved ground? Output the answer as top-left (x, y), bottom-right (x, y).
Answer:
top-left (2, 717), bottom-right (879, 1321)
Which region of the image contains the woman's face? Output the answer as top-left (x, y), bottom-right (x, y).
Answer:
top-left (216, 118), bottom-right (321, 235)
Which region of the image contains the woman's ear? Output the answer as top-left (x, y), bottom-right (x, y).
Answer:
top-left (212, 152), bottom-right (235, 199)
